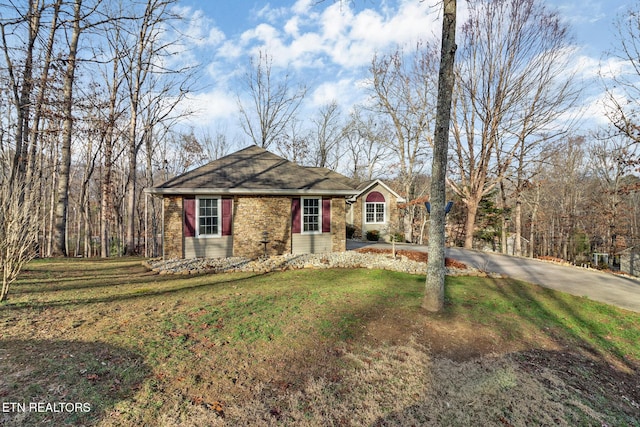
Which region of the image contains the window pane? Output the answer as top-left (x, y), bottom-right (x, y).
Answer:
top-left (376, 203), bottom-right (385, 222)
top-left (303, 198), bottom-right (320, 232)
top-left (366, 202), bottom-right (385, 223)
top-left (199, 198), bottom-right (219, 235)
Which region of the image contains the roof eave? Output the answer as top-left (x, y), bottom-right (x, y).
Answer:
top-left (352, 179), bottom-right (406, 203)
top-left (144, 187), bottom-right (356, 196)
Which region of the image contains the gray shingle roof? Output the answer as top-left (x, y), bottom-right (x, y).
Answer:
top-left (146, 145), bottom-right (358, 196)
top-left (305, 167), bottom-right (360, 189)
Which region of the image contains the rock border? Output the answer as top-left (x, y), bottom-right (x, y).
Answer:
top-left (143, 251), bottom-right (490, 277)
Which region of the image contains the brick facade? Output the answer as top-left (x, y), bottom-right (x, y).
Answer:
top-left (233, 196), bottom-right (292, 258)
top-left (163, 195), bottom-right (183, 258)
top-left (351, 198), bottom-right (363, 239)
top-left (161, 194), bottom-right (366, 259)
top-left (349, 185), bottom-right (401, 242)
top-left (331, 197), bottom-right (346, 252)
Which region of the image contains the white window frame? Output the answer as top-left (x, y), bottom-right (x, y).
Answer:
top-left (301, 197), bottom-right (322, 235)
top-left (196, 196), bottom-right (221, 238)
top-left (365, 202), bottom-right (386, 224)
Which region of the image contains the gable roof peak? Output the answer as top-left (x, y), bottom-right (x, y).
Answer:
top-left (146, 145), bottom-right (356, 195)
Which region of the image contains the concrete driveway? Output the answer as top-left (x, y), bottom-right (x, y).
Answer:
top-left (347, 241), bottom-right (640, 313)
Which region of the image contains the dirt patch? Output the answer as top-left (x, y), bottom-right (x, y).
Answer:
top-left (419, 319), bottom-right (510, 361)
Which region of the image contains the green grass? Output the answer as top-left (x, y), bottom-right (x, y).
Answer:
top-left (1, 258), bottom-right (639, 426)
top-left (444, 275), bottom-right (640, 362)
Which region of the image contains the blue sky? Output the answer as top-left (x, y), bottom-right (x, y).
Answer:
top-left (172, 0), bottom-right (632, 144)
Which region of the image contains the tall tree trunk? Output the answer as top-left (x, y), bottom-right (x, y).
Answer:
top-left (47, 144), bottom-right (58, 257)
top-left (27, 0), bottom-right (61, 190)
top-left (499, 181), bottom-right (508, 254)
top-left (514, 197), bottom-right (522, 256)
top-left (145, 131), bottom-right (155, 257)
top-left (528, 206), bottom-right (536, 258)
top-left (0, 1), bottom-right (43, 190)
top-left (101, 143), bottom-right (113, 257)
top-left (84, 201), bottom-right (91, 257)
top-left (52, 0), bottom-right (82, 257)
top-left (100, 52), bottom-right (120, 258)
top-left (124, 36), bottom-right (143, 255)
top-left (125, 134), bottom-right (138, 255)
top-left (424, 0), bottom-right (456, 312)
top-left (463, 196), bottom-right (479, 249)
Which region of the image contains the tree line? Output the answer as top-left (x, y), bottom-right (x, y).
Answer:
top-left (1, 0), bottom-right (639, 301)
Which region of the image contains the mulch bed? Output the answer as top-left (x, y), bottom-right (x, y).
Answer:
top-left (355, 247), bottom-right (468, 270)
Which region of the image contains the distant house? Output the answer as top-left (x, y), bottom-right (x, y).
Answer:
top-left (619, 247), bottom-right (639, 277)
top-left (145, 146), bottom-right (404, 259)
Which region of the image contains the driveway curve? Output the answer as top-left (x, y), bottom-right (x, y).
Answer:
top-left (347, 241), bottom-right (640, 313)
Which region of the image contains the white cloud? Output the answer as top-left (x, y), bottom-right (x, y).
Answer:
top-left (599, 56), bottom-right (633, 81)
top-left (214, 0), bottom-right (444, 72)
top-left (310, 79), bottom-right (359, 107)
top-left (254, 3), bottom-right (288, 24)
top-left (182, 89), bottom-right (238, 127)
top-left (173, 6), bottom-right (226, 48)
top-left (284, 16), bottom-right (300, 37)
top-left (292, 0), bottom-right (314, 16)
top-left (553, 0), bottom-right (607, 25)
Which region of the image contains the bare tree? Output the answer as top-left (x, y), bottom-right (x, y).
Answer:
top-left (0, 170), bottom-right (40, 301)
top-left (587, 132), bottom-right (638, 252)
top-left (309, 100), bottom-right (343, 169)
top-left (1, 0), bottom-right (63, 264)
top-left (602, 3), bottom-right (640, 145)
top-left (276, 118), bottom-right (311, 165)
top-left (369, 42), bottom-right (439, 242)
top-left (199, 128), bottom-right (231, 161)
top-left (50, 0), bottom-right (85, 256)
top-left (448, 0), bottom-right (577, 249)
top-left (533, 137), bottom-right (586, 259)
top-left (0, 0), bottom-right (42, 184)
top-left (237, 49), bottom-right (307, 150)
top-left (424, 0), bottom-right (457, 312)
top-left (92, 6), bottom-right (128, 258)
top-left (342, 107), bottom-right (391, 181)
top-left (121, 0), bottom-right (196, 255)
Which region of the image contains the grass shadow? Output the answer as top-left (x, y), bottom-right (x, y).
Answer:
top-left (2, 271), bottom-right (267, 311)
top-left (0, 339), bottom-right (149, 427)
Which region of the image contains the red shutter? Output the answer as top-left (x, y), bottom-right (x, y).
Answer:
top-left (292, 198), bottom-right (301, 234)
top-left (183, 197), bottom-right (195, 237)
top-left (322, 198), bottom-right (331, 233)
top-left (222, 198), bottom-right (232, 236)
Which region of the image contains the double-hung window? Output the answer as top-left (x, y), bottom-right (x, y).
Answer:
top-left (365, 203), bottom-right (385, 223)
top-left (302, 197), bottom-right (321, 233)
top-left (197, 197), bottom-right (221, 237)
top-left (365, 191), bottom-right (386, 224)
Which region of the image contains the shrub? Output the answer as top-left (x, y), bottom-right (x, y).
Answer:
top-left (391, 232), bottom-right (405, 243)
top-left (346, 224), bottom-right (356, 239)
top-left (366, 230), bottom-right (380, 241)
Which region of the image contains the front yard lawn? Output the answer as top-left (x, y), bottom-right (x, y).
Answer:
top-left (1, 258), bottom-right (639, 426)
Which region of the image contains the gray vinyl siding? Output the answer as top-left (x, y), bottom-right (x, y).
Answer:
top-left (184, 236), bottom-right (233, 258)
top-left (292, 233), bottom-right (332, 255)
